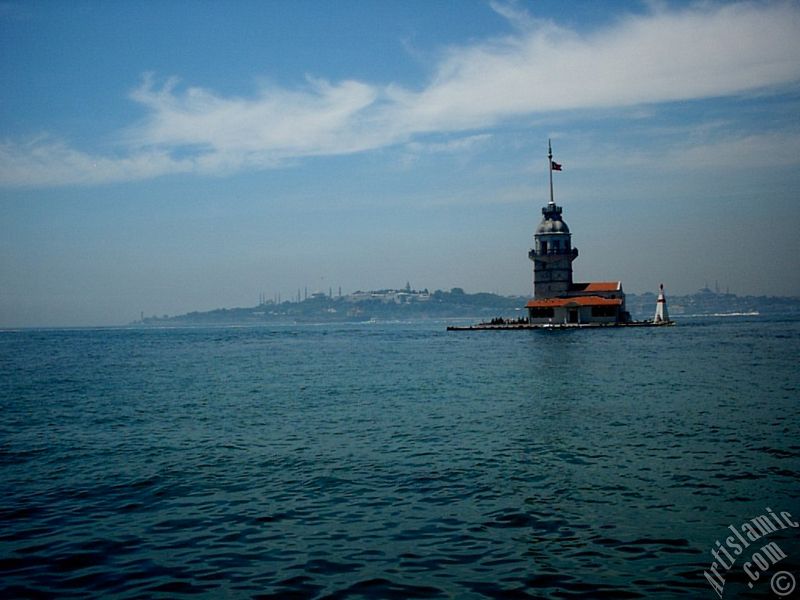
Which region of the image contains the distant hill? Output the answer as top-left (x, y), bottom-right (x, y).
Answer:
top-left (138, 287), bottom-right (799, 326)
top-left (138, 287), bottom-right (526, 325)
top-left (626, 290), bottom-right (799, 320)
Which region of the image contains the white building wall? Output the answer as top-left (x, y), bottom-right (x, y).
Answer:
top-left (527, 305), bottom-right (621, 324)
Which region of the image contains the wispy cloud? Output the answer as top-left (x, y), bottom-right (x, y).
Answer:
top-left (404, 133), bottom-right (492, 155)
top-left (128, 73), bottom-right (388, 161)
top-left (2, 1), bottom-right (800, 186)
top-left (0, 135), bottom-right (192, 186)
top-left (389, 0), bottom-right (800, 129)
top-left (662, 130), bottom-right (800, 169)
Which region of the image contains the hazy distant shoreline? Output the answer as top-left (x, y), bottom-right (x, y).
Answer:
top-left (136, 288), bottom-right (800, 326)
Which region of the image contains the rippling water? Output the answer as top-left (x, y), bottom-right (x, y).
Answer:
top-left (1, 317), bottom-right (799, 598)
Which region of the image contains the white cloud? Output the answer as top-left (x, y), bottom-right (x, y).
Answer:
top-left (663, 130), bottom-right (800, 169)
top-left (0, 135), bottom-right (191, 186)
top-left (569, 129), bottom-right (800, 171)
top-left (390, 1), bottom-right (800, 130)
top-left (2, 1), bottom-right (800, 186)
top-left (404, 133), bottom-right (492, 155)
top-left (487, 0), bottom-right (541, 31)
top-left (128, 73), bottom-right (387, 159)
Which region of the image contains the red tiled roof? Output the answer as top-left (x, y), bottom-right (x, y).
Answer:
top-left (569, 281), bottom-right (621, 293)
top-left (526, 295), bottom-right (623, 308)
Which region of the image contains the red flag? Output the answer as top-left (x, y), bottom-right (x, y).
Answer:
top-left (551, 161), bottom-right (562, 171)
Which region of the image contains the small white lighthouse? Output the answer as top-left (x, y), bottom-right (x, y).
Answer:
top-left (654, 283), bottom-right (670, 324)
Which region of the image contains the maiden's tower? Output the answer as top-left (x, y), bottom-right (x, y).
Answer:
top-left (525, 141), bottom-right (629, 325)
top-left (447, 141), bottom-right (671, 330)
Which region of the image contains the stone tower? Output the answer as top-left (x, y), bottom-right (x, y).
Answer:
top-left (528, 201), bottom-right (578, 298)
top-left (528, 141), bottom-right (578, 298)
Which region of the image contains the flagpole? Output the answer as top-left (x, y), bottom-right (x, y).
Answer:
top-left (548, 139), bottom-right (554, 205)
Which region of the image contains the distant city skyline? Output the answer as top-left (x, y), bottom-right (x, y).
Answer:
top-left (2, 1), bottom-right (800, 326)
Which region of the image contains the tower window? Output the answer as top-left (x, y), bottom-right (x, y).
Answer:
top-left (540, 241), bottom-right (548, 254)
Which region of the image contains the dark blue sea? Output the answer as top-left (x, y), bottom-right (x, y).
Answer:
top-left (1, 316), bottom-right (799, 599)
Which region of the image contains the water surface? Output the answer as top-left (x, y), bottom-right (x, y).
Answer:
top-left (1, 317), bottom-right (798, 598)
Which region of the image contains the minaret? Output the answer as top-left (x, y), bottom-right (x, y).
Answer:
top-left (654, 283), bottom-right (670, 323)
top-left (528, 140), bottom-right (578, 298)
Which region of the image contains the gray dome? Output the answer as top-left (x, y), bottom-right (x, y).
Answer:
top-left (536, 218), bottom-right (570, 234)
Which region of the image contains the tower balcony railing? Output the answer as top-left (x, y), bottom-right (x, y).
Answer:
top-left (528, 247), bottom-right (579, 259)
top-left (542, 204), bottom-right (563, 216)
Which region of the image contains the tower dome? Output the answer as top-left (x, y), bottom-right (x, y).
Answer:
top-left (535, 212), bottom-right (570, 234)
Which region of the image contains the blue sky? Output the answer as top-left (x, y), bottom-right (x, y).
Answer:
top-left (2, 0), bottom-right (800, 326)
